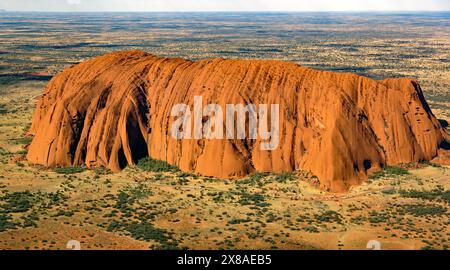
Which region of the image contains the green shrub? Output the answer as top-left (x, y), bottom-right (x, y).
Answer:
top-left (227, 218), bottom-right (251, 225)
top-left (382, 189), bottom-right (397, 195)
top-left (106, 220), bottom-right (123, 232)
top-left (0, 104), bottom-right (7, 115)
top-left (421, 245), bottom-right (436, 250)
top-left (368, 211), bottom-right (389, 223)
top-left (177, 172), bottom-right (196, 178)
top-left (369, 166), bottom-right (410, 179)
top-left (398, 204), bottom-right (447, 217)
top-left (265, 212), bottom-right (281, 223)
top-left (400, 188), bottom-right (449, 203)
top-left (250, 172), bottom-right (269, 181)
top-left (273, 172), bottom-right (296, 183)
top-left (350, 215), bottom-right (366, 225)
top-left (126, 184), bottom-right (153, 201)
top-left (126, 222), bottom-right (167, 242)
top-left (55, 210), bottom-right (74, 217)
top-left (93, 166), bottom-right (112, 175)
top-left (54, 166), bottom-right (86, 174)
top-left (107, 220), bottom-right (178, 249)
top-left (11, 137), bottom-right (33, 146)
top-left (442, 191), bottom-right (450, 204)
top-left (237, 192), bottom-right (270, 207)
top-left (114, 184), bottom-right (153, 212)
top-left (0, 191), bottom-right (35, 213)
top-left (114, 191), bottom-right (131, 211)
top-left (136, 157), bottom-right (179, 173)
top-left (22, 212), bottom-right (39, 228)
top-left (15, 150), bottom-right (28, 155)
top-left (0, 214), bottom-right (16, 232)
top-left (315, 210), bottom-right (343, 223)
top-left (238, 172), bottom-right (270, 186)
top-left (303, 225), bottom-right (319, 233)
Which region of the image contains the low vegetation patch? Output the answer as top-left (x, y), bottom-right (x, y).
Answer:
top-left (238, 172), bottom-right (270, 186)
top-left (128, 222), bottom-right (177, 247)
top-left (398, 204), bottom-right (447, 217)
top-left (54, 166), bottom-right (86, 174)
top-left (0, 213), bottom-right (16, 232)
top-left (368, 211), bottom-right (390, 224)
top-left (0, 104), bottom-right (7, 115)
top-left (369, 166), bottom-right (410, 179)
top-left (399, 188), bottom-right (450, 203)
top-left (0, 191), bottom-right (67, 214)
top-left (381, 189), bottom-right (397, 195)
top-left (273, 172), bottom-right (296, 183)
top-left (11, 136), bottom-right (33, 146)
top-left (228, 218), bottom-right (251, 225)
top-left (119, 184), bottom-right (153, 204)
top-left (315, 210), bottom-right (343, 224)
top-left (0, 191), bottom-right (67, 231)
top-left (93, 166), bottom-right (112, 175)
top-left (237, 191), bottom-right (271, 207)
top-left (136, 157), bottom-right (180, 173)
top-left (106, 184), bottom-right (179, 249)
top-left (0, 191), bottom-right (36, 213)
top-left (303, 225), bottom-right (319, 233)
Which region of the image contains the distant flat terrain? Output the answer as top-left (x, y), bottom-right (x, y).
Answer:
top-left (0, 12), bottom-right (449, 118)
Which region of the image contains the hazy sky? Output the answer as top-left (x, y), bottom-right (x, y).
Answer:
top-left (1, 0), bottom-right (449, 12)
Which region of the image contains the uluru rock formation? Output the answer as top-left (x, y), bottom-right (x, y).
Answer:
top-left (27, 50), bottom-right (449, 192)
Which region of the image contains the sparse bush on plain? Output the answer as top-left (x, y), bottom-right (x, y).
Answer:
top-left (382, 189), bottom-right (397, 195)
top-left (136, 157), bottom-right (179, 173)
top-left (303, 225), bottom-right (319, 233)
top-left (315, 210), bottom-right (343, 224)
top-left (273, 172), bottom-right (296, 183)
top-left (399, 188), bottom-right (449, 203)
top-left (54, 166), bottom-right (86, 174)
top-left (369, 166), bottom-right (410, 179)
top-left (11, 137), bottom-right (33, 146)
top-left (398, 204), bottom-right (447, 217)
top-left (0, 104), bottom-right (8, 115)
top-left (227, 218), bottom-right (251, 225)
top-left (368, 211), bottom-right (389, 223)
top-left (0, 191), bottom-right (35, 213)
top-left (93, 166), bottom-right (112, 175)
top-left (237, 192), bottom-right (270, 207)
top-left (0, 214), bottom-right (16, 232)
top-left (238, 172), bottom-right (269, 186)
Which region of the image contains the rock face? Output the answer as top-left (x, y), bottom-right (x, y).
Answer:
top-left (27, 50), bottom-right (448, 192)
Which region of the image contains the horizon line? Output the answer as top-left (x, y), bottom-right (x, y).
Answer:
top-left (2, 10), bottom-right (450, 13)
